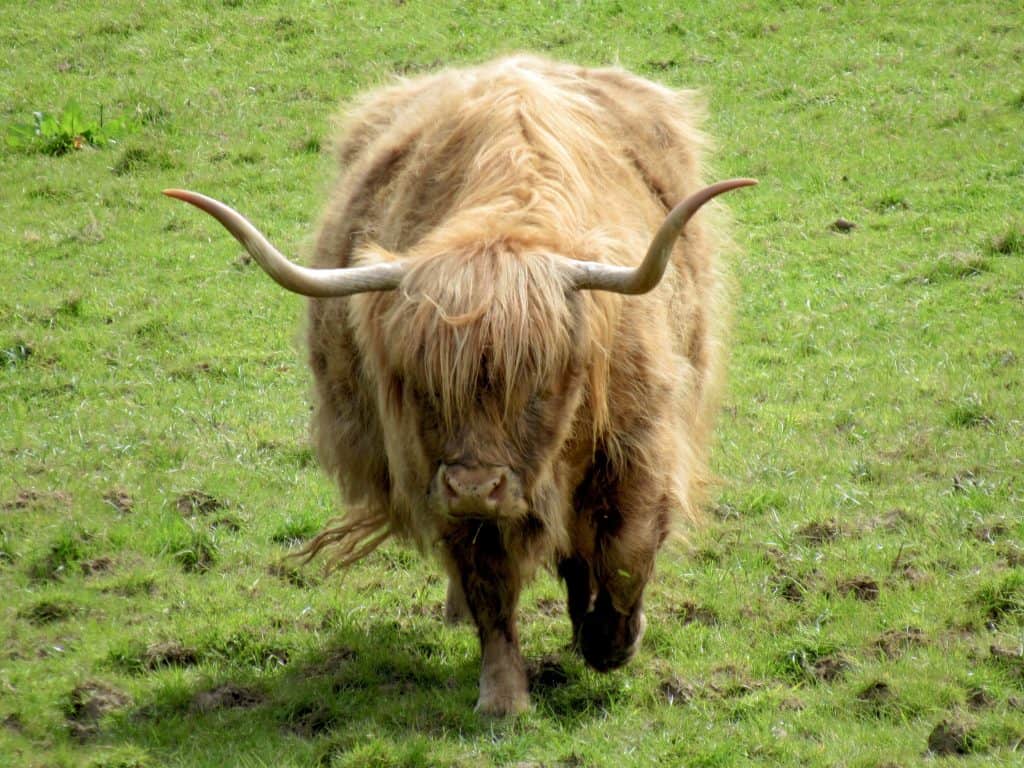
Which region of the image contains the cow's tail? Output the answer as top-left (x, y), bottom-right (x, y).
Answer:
top-left (289, 511), bottom-right (392, 572)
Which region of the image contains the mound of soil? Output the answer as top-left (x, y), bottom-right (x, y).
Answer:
top-left (66, 681), bottom-right (132, 741)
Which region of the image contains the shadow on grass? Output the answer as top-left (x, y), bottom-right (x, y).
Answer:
top-left (97, 619), bottom-right (612, 764)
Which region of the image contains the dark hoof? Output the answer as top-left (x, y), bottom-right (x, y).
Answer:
top-left (578, 606), bottom-right (646, 672)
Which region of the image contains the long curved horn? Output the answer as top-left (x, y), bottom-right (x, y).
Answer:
top-left (163, 189), bottom-right (406, 298)
top-left (564, 178), bottom-right (758, 294)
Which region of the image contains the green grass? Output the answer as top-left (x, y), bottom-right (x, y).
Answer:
top-left (2, 1), bottom-right (1022, 766)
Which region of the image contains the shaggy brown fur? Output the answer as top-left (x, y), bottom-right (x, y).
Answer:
top-left (299, 55), bottom-right (733, 714)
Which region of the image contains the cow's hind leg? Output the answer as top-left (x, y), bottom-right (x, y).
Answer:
top-left (445, 522), bottom-right (529, 715)
top-left (443, 573), bottom-right (471, 625)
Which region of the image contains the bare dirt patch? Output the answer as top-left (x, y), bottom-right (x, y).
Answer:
top-left (858, 680), bottom-right (892, 701)
top-left (19, 599), bottom-right (77, 625)
top-left (268, 561), bottom-right (320, 589)
top-left (659, 676), bottom-right (697, 706)
top-left (175, 490), bottom-right (226, 516)
top-left (528, 655), bottom-right (570, 692)
top-left (3, 713), bottom-right (25, 734)
top-left (874, 627), bottom-right (926, 658)
top-left (102, 574), bottom-right (157, 597)
top-left (81, 556), bottom-right (114, 576)
top-left (66, 681), bottom-right (132, 741)
top-left (953, 468), bottom-right (989, 492)
top-left (1001, 544), bottom-right (1024, 567)
top-left (927, 718), bottom-right (977, 756)
top-left (674, 600), bottom-right (720, 626)
top-left (989, 644), bottom-right (1023, 661)
top-left (705, 665), bottom-right (763, 697)
top-left (892, 563), bottom-right (930, 586)
top-left (103, 488), bottom-right (134, 514)
top-left (534, 597), bottom-right (563, 617)
top-left (143, 640), bottom-right (199, 669)
top-left (772, 572), bottom-right (814, 603)
top-left (856, 680), bottom-right (895, 715)
top-left (988, 644), bottom-right (1023, 681)
top-left (988, 226), bottom-right (1024, 256)
top-left (868, 508), bottom-right (920, 531)
top-left (192, 683), bottom-right (265, 712)
top-left (829, 217), bottom-right (857, 233)
top-left (966, 686), bottom-right (997, 710)
top-left (27, 531), bottom-right (91, 582)
top-left (810, 655), bottom-right (849, 682)
top-left (794, 520), bottom-right (843, 544)
top-left (659, 666), bottom-right (759, 706)
top-left (306, 646), bottom-right (357, 677)
top-left (797, 519), bottom-right (843, 545)
top-left (2, 489), bottom-right (73, 511)
top-left (837, 576), bottom-right (881, 602)
top-left (972, 522), bottom-right (1009, 543)
top-left (209, 513), bottom-right (242, 532)
top-left (974, 574), bottom-right (1024, 625)
top-left (285, 702), bottom-right (338, 737)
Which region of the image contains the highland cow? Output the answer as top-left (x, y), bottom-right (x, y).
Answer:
top-left (165, 55), bottom-right (754, 715)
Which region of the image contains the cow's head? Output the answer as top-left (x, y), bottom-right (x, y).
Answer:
top-left (163, 180), bottom-right (755, 527)
top-left (351, 235), bottom-right (591, 527)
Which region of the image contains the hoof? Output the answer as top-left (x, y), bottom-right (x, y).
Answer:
top-left (477, 649), bottom-right (530, 716)
top-left (475, 688), bottom-right (530, 716)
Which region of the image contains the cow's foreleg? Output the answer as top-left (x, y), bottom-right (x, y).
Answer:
top-left (557, 553), bottom-right (593, 642)
top-left (578, 583), bottom-right (648, 672)
top-left (575, 487), bottom-right (666, 672)
top-left (446, 522), bottom-right (528, 715)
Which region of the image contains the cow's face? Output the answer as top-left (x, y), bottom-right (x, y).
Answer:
top-left (355, 247), bottom-right (590, 524)
top-left (416, 344), bottom-right (586, 522)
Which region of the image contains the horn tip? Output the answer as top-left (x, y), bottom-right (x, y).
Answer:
top-left (163, 188), bottom-right (215, 211)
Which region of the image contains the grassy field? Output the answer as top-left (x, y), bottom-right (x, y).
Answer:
top-left (2, 1), bottom-right (1022, 766)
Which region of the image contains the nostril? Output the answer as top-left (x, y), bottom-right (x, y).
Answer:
top-left (487, 473), bottom-right (507, 502)
top-left (442, 469), bottom-right (460, 500)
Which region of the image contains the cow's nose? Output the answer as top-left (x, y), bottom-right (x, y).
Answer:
top-left (441, 464), bottom-right (510, 509)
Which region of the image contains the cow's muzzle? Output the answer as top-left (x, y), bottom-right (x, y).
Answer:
top-left (434, 463), bottom-right (526, 519)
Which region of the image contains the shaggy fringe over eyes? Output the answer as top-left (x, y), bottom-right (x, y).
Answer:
top-left (382, 237), bottom-right (578, 428)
